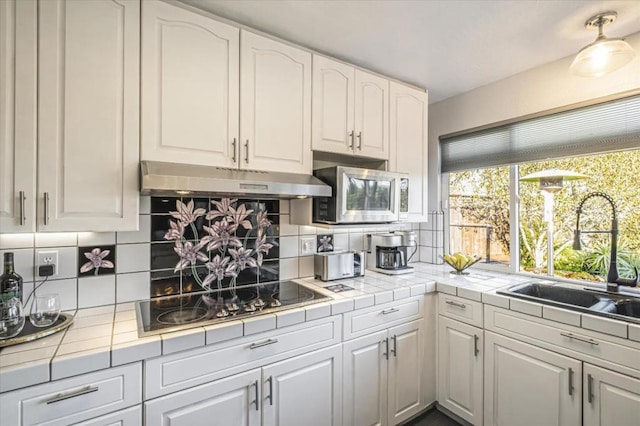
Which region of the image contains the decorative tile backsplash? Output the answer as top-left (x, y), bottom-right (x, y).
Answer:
top-left (0, 196), bottom-right (425, 310)
top-left (150, 197), bottom-right (279, 298)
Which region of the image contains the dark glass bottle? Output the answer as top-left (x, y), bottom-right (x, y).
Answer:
top-left (0, 252), bottom-right (23, 302)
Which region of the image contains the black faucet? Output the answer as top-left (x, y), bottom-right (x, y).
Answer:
top-left (573, 192), bottom-right (639, 292)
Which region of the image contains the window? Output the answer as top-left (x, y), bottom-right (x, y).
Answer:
top-left (445, 150), bottom-right (640, 283)
top-left (448, 166), bottom-right (511, 268)
top-left (441, 93), bottom-right (640, 283)
top-left (518, 151), bottom-right (640, 282)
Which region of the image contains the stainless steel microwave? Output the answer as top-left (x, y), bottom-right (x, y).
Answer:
top-left (312, 166), bottom-right (409, 224)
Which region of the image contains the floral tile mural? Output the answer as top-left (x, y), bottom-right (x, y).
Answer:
top-left (317, 234), bottom-right (334, 252)
top-left (150, 198), bottom-right (279, 297)
top-left (78, 245), bottom-right (116, 277)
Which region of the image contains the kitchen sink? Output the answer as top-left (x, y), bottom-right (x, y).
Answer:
top-left (498, 281), bottom-right (640, 323)
top-left (610, 299), bottom-right (640, 318)
top-left (508, 283), bottom-right (601, 308)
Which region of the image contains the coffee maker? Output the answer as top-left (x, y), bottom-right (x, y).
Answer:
top-left (366, 232), bottom-right (417, 275)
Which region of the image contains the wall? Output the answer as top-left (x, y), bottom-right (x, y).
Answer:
top-left (0, 196), bottom-right (427, 311)
top-left (427, 31), bottom-right (640, 211)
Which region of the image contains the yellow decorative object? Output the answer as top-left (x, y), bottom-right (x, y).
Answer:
top-left (441, 252), bottom-right (482, 274)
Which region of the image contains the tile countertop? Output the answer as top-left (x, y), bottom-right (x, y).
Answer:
top-left (1, 263), bottom-right (639, 393)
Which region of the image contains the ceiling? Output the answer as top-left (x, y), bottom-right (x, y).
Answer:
top-left (181, 0), bottom-right (640, 103)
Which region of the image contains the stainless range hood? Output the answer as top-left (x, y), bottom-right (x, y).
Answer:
top-left (140, 161), bottom-right (332, 199)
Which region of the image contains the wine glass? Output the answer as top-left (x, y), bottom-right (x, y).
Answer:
top-left (29, 294), bottom-right (60, 328)
top-left (0, 297), bottom-right (25, 339)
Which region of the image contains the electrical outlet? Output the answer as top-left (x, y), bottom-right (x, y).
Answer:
top-left (37, 250), bottom-right (58, 277)
top-left (300, 237), bottom-right (317, 256)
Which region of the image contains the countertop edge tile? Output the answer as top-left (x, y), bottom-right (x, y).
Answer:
top-left (51, 348), bottom-right (111, 381)
top-left (0, 358), bottom-right (50, 392)
top-left (581, 314), bottom-right (628, 339)
top-left (205, 320), bottom-right (244, 345)
top-left (509, 298), bottom-right (543, 317)
top-left (161, 327), bottom-right (206, 355)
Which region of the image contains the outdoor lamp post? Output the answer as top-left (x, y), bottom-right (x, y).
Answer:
top-left (520, 169), bottom-right (588, 276)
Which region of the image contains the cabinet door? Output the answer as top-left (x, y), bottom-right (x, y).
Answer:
top-left (241, 31), bottom-right (312, 174)
top-left (354, 70), bottom-right (389, 160)
top-left (343, 330), bottom-right (388, 426)
top-left (38, 0), bottom-right (139, 232)
top-left (584, 364), bottom-right (640, 426)
top-left (484, 331), bottom-right (581, 426)
top-left (387, 319), bottom-right (424, 425)
top-left (141, 0), bottom-right (239, 168)
top-left (312, 55), bottom-right (355, 156)
top-left (389, 82), bottom-right (428, 221)
top-left (262, 344), bottom-right (342, 426)
top-left (437, 316), bottom-right (483, 425)
top-left (0, 0), bottom-right (36, 233)
top-left (144, 369), bottom-right (261, 426)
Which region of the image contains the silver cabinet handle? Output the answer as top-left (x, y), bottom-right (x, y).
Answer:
top-left (474, 334), bottom-right (480, 357)
top-left (43, 192), bottom-right (50, 225)
top-left (249, 338), bottom-right (278, 349)
top-left (445, 300), bottom-right (467, 309)
top-left (381, 307), bottom-right (399, 315)
top-left (244, 140), bottom-right (249, 164)
top-left (391, 334), bottom-right (397, 357)
top-left (266, 376), bottom-right (273, 406)
top-left (382, 338), bottom-right (389, 360)
top-left (560, 332), bottom-right (599, 346)
top-left (568, 368), bottom-right (574, 396)
top-left (587, 373), bottom-right (594, 404)
top-left (349, 131), bottom-right (354, 149)
top-left (232, 138), bottom-right (237, 163)
top-left (19, 191), bottom-right (26, 225)
top-left (252, 380), bottom-right (259, 411)
top-left (356, 131), bottom-right (362, 149)
top-left (45, 386), bottom-right (98, 404)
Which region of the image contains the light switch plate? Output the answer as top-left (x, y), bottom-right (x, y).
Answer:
top-left (300, 237), bottom-right (317, 256)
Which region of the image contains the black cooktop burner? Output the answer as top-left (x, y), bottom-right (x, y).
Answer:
top-left (135, 281), bottom-right (331, 337)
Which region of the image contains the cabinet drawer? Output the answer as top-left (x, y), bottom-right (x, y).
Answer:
top-left (74, 405), bottom-right (141, 426)
top-left (145, 315), bottom-right (341, 399)
top-left (343, 296), bottom-right (423, 340)
top-left (438, 294), bottom-right (483, 327)
top-left (485, 305), bottom-right (640, 376)
top-left (0, 363), bottom-right (141, 426)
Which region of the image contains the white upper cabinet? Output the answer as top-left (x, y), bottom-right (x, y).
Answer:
top-left (240, 31), bottom-right (312, 174)
top-left (389, 82), bottom-right (428, 221)
top-left (141, 0), bottom-right (239, 168)
top-left (312, 55), bottom-right (355, 156)
top-left (312, 55), bottom-right (390, 160)
top-left (37, 0), bottom-right (139, 232)
top-left (355, 70), bottom-right (389, 160)
top-left (0, 0), bottom-right (36, 233)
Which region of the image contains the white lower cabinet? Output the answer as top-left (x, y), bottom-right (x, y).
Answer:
top-left (262, 344), bottom-right (342, 426)
top-left (343, 319), bottom-right (424, 426)
top-left (437, 316), bottom-right (483, 425)
top-left (583, 363), bottom-right (640, 426)
top-left (484, 331), bottom-right (582, 426)
top-left (145, 369), bottom-right (261, 426)
top-left (144, 345), bottom-right (342, 426)
top-left (0, 363), bottom-right (142, 426)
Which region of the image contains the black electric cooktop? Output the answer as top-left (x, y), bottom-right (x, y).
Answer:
top-left (135, 281), bottom-right (331, 337)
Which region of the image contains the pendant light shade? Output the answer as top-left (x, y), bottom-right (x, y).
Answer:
top-left (570, 11), bottom-right (636, 78)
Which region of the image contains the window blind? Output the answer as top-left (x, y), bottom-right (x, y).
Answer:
top-left (440, 94), bottom-right (640, 173)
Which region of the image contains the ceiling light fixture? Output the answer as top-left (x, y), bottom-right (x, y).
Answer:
top-left (570, 11), bottom-right (636, 77)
